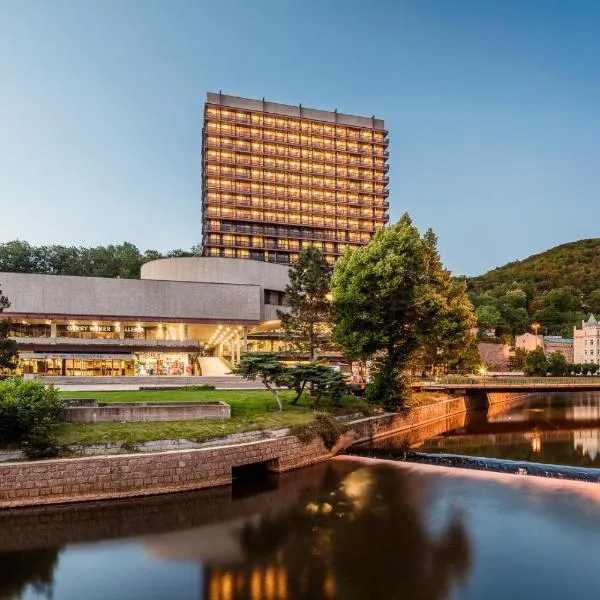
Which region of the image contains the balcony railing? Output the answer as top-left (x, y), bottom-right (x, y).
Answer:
top-left (204, 137), bottom-right (389, 161)
top-left (206, 117), bottom-right (388, 144)
top-left (205, 157), bottom-right (388, 184)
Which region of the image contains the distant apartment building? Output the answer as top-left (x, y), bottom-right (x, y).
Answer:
top-left (543, 336), bottom-right (574, 363)
top-left (574, 315), bottom-right (600, 365)
top-left (514, 332), bottom-right (574, 363)
top-left (201, 92), bottom-right (389, 265)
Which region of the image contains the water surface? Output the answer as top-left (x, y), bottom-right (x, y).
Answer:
top-left (413, 392), bottom-right (600, 467)
top-left (3, 455), bottom-right (600, 599)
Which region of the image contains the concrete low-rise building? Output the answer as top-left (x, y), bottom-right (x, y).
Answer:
top-left (574, 315), bottom-right (600, 366)
top-left (514, 332), bottom-right (574, 363)
top-left (515, 332), bottom-right (544, 352)
top-left (0, 257), bottom-right (291, 377)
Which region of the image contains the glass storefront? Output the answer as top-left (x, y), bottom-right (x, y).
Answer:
top-left (18, 353), bottom-right (198, 377)
top-left (134, 353), bottom-right (195, 376)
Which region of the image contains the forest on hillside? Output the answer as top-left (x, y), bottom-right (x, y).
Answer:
top-left (0, 240), bottom-right (199, 279)
top-left (466, 239), bottom-right (600, 338)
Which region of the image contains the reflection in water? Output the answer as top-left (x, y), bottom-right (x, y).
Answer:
top-left (203, 464), bottom-right (470, 600)
top-left (0, 549), bottom-right (59, 600)
top-left (406, 392), bottom-right (600, 468)
top-left (5, 456), bottom-right (600, 598)
top-left (0, 460), bottom-right (472, 600)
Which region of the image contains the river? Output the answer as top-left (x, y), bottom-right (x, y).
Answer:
top-left (3, 392), bottom-right (600, 599)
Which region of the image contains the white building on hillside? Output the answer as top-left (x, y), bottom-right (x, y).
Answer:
top-left (574, 315), bottom-right (600, 365)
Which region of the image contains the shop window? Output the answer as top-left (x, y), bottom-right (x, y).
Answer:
top-left (9, 323), bottom-right (51, 338)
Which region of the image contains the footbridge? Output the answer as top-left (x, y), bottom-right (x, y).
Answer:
top-left (422, 377), bottom-right (600, 395)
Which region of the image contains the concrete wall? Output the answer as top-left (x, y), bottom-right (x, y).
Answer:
top-left (141, 257), bottom-right (290, 292)
top-left (0, 395), bottom-right (479, 508)
top-left (0, 272), bottom-right (262, 322)
top-left (62, 402), bottom-right (230, 423)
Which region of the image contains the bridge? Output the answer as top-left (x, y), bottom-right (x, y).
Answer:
top-left (422, 376), bottom-right (600, 394)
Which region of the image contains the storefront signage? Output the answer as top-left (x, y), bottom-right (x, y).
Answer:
top-left (60, 324), bottom-right (145, 333)
top-left (20, 353), bottom-right (134, 360)
top-left (66, 324), bottom-right (114, 333)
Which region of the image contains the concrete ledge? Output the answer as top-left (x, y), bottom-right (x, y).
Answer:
top-left (61, 401), bottom-right (230, 423)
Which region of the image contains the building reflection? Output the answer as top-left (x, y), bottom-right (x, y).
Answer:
top-left (196, 462), bottom-right (471, 600)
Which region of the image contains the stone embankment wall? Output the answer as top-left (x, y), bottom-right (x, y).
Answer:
top-left (0, 394), bottom-right (488, 509)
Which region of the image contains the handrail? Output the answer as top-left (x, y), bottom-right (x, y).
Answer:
top-left (426, 376), bottom-right (600, 388)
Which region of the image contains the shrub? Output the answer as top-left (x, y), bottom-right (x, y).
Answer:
top-left (0, 377), bottom-right (65, 458)
top-left (289, 414), bottom-right (348, 450)
top-left (184, 384), bottom-right (216, 391)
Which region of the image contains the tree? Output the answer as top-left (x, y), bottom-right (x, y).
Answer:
top-left (524, 347), bottom-right (548, 376)
top-left (475, 305), bottom-right (501, 330)
top-left (287, 363), bottom-right (347, 407)
top-left (0, 284), bottom-right (17, 373)
top-left (547, 352), bottom-right (568, 376)
top-left (331, 214), bottom-right (476, 409)
top-left (508, 347), bottom-right (528, 371)
top-left (232, 352), bottom-right (289, 411)
top-left (277, 247), bottom-right (331, 361)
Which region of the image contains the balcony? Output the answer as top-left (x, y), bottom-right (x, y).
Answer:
top-left (206, 115), bottom-right (388, 144)
top-left (204, 136), bottom-right (390, 163)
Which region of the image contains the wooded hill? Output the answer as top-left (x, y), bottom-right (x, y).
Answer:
top-left (466, 238), bottom-right (600, 338)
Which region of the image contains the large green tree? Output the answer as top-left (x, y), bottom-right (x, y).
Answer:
top-left (277, 246), bottom-right (331, 361)
top-left (0, 284), bottom-right (17, 373)
top-left (331, 214), bottom-right (476, 408)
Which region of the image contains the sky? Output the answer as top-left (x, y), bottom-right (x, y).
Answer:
top-left (1, 0), bottom-right (600, 276)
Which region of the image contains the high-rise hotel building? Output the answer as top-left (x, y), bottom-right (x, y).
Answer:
top-left (201, 93), bottom-right (389, 265)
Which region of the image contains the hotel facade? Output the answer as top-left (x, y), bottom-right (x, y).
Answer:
top-left (1, 258), bottom-right (291, 378)
top-left (202, 93), bottom-right (389, 265)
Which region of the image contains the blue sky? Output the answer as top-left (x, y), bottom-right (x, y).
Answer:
top-left (1, 0), bottom-right (600, 275)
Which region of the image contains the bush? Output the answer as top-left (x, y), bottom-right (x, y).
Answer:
top-left (184, 384), bottom-right (216, 391)
top-left (0, 377), bottom-right (65, 458)
top-left (289, 414), bottom-right (348, 450)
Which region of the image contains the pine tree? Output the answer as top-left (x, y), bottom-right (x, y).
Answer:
top-left (277, 247), bottom-right (331, 361)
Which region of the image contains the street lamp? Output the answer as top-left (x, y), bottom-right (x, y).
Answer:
top-left (531, 322), bottom-right (541, 337)
top-left (479, 365), bottom-right (487, 384)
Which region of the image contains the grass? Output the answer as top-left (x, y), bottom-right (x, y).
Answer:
top-left (55, 388), bottom-right (446, 447)
top-left (408, 391), bottom-right (454, 409)
top-left (57, 389), bottom-right (316, 447)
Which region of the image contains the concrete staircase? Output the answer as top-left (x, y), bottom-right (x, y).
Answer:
top-left (198, 357), bottom-right (232, 377)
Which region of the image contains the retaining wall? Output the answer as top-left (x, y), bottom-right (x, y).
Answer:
top-left (0, 393), bottom-right (491, 509)
top-left (62, 402), bottom-right (230, 423)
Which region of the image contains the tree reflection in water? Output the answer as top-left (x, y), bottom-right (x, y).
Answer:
top-left (207, 462), bottom-right (471, 600)
top-left (0, 549), bottom-right (60, 600)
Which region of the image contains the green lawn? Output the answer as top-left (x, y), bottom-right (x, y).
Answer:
top-left (55, 388), bottom-right (441, 448)
top-left (57, 389), bottom-right (317, 447)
